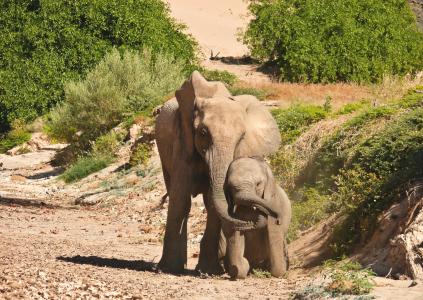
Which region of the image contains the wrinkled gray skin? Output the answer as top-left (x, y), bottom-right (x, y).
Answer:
top-left (223, 158), bottom-right (291, 279)
top-left (155, 71), bottom-right (281, 274)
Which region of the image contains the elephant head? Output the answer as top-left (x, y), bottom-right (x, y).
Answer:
top-left (225, 158), bottom-right (283, 226)
top-left (176, 71), bottom-right (281, 231)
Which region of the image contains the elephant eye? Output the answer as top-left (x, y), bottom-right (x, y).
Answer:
top-left (200, 126), bottom-right (208, 136)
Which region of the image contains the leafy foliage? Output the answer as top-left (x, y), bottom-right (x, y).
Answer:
top-left (60, 155), bottom-right (116, 183)
top-left (251, 269), bottom-right (273, 279)
top-left (130, 143), bottom-right (153, 167)
top-left (321, 257), bottom-right (376, 295)
top-left (47, 48), bottom-right (184, 144)
top-left (0, 0), bottom-right (198, 134)
top-left (240, 0), bottom-right (423, 83)
top-left (287, 188), bottom-right (328, 243)
top-left (228, 86), bottom-right (269, 100)
top-left (0, 119), bottom-right (31, 153)
top-left (200, 69), bottom-right (238, 85)
top-left (270, 104), bottom-right (328, 143)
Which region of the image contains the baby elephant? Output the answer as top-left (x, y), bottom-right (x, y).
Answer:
top-left (223, 157), bottom-right (291, 279)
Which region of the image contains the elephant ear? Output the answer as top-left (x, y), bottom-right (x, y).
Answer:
top-left (175, 71), bottom-right (231, 160)
top-left (263, 163), bottom-right (277, 201)
top-left (233, 95), bottom-right (281, 158)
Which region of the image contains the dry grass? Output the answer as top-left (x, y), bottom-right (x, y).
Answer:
top-left (239, 72), bottom-right (423, 110)
top-left (293, 114), bottom-right (356, 170)
top-left (240, 80), bottom-right (370, 111)
top-left (369, 73), bottom-right (423, 102)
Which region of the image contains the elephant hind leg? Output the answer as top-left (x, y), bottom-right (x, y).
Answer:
top-left (158, 168), bottom-right (191, 273)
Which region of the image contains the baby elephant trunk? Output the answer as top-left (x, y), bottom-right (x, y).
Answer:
top-left (233, 192), bottom-right (283, 226)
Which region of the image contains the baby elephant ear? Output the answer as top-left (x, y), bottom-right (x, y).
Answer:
top-left (175, 71), bottom-right (231, 160)
top-left (233, 95), bottom-right (281, 158)
top-left (263, 163), bottom-right (277, 201)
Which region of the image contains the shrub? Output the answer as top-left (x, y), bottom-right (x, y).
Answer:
top-left (321, 257), bottom-right (376, 295)
top-left (336, 100), bottom-right (369, 115)
top-left (228, 86), bottom-right (269, 100)
top-left (287, 188), bottom-right (329, 243)
top-left (270, 104), bottom-right (327, 144)
top-left (331, 168), bottom-right (382, 214)
top-left (328, 109), bottom-right (423, 254)
top-left (60, 155), bottom-right (116, 183)
top-left (130, 143), bottom-right (153, 167)
top-left (199, 69), bottom-right (238, 85)
top-left (240, 0), bottom-right (423, 83)
top-left (0, 119), bottom-right (32, 153)
top-left (47, 48), bottom-right (185, 144)
top-left (0, 0), bottom-right (198, 134)
top-left (91, 131), bottom-right (126, 157)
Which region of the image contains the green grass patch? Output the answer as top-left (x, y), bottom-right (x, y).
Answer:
top-left (0, 119), bottom-right (32, 153)
top-left (271, 103), bottom-right (328, 144)
top-left (60, 155), bottom-right (116, 184)
top-left (199, 69), bottom-right (238, 85)
top-left (228, 86), bottom-right (269, 100)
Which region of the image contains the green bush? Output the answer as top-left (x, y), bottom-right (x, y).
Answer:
top-left (130, 143), bottom-right (153, 167)
top-left (60, 155), bottom-right (115, 183)
top-left (0, 119), bottom-right (32, 153)
top-left (336, 100), bottom-right (369, 115)
top-left (47, 48), bottom-right (185, 144)
top-left (228, 86), bottom-right (269, 100)
top-left (271, 104), bottom-right (327, 143)
top-left (327, 109), bottom-right (423, 254)
top-left (91, 131), bottom-right (126, 157)
top-left (0, 0), bottom-right (198, 134)
top-left (240, 0), bottom-right (423, 83)
top-left (287, 188), bottom-right (328, 243)
top-left (321, 257), bottom-right (376, 295)
top-left (199, 69), bottom-right (238, 85)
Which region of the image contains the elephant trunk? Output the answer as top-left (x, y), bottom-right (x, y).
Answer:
top-left (208, 152), bottom-right (266, 231)
top-left (233, 192), bottom-right (283, 226)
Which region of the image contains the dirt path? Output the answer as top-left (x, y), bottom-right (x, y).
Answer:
top-left (2, 151), bottom-right (423, 299)
top-left (0, 160), bottom-right (305, 299)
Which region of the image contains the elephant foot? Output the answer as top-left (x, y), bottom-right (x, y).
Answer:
top-left (228, 257), bottom-right (249, 279)
top-left (157, 258), bottom-right (185, 274)
top-left (195, 260), bottom-right (224, 275)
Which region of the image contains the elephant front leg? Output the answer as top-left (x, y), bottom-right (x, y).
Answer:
top-left (265, 216), bottom-right (288, 278)
top-left (222, 226), bottom-right (249, 279)
top-left (196, 190), bottom-right (224, 275)
top-left (157, 184), bottom-right (191, 273)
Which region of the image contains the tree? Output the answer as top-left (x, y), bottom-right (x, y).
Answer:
top-left (240, 0), bottom-right (423, 83)
top-left (0, 0), bottom-right (198, 134)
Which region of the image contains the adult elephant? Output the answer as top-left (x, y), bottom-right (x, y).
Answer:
top-left (155, 71), bottom-right (281, 274)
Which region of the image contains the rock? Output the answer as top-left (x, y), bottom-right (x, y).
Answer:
top-left (75, 193), bottom-right (106, 205)
top-left (6, 132), bottom-right (51, 156)
top-left (139, 225), bottom-right (152, 234)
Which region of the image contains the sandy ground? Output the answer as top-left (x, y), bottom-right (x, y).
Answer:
top-left (166, 0), bottom-right (249, 58)
top-left (1, 146), bottom-right (422, 299)
top-left (1, 1), bottom-right (423, 299)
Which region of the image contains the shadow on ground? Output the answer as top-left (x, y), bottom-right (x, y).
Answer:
top-left (0, 196), bottom-right (75, 210)
top-left (26, 168), bottom-right (66, 180)
top-left (57, 255), bottom-right (157, 272)
top-left (57, 255), bottom-right (202, 276)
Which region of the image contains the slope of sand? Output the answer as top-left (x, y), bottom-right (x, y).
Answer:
top-left (165, 0), bottom-right (250, 58)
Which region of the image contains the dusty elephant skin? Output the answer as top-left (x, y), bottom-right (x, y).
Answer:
top-left (154, 71), bottom-right (281, 274)
top-left (222, 158), bottom-right (291, 279)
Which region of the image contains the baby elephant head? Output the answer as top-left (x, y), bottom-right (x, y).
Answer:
top-left (225, 158), bottom-right (283, 229)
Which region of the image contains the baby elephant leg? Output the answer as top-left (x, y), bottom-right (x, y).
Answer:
top-left (223, 226), bottom-right (249, 279)
top-left (265, 215), bottom-right (288, 277)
